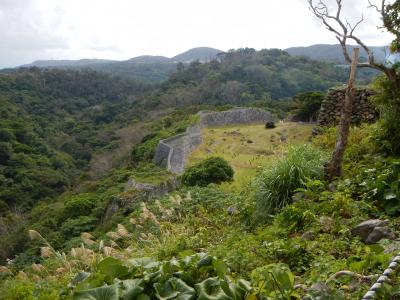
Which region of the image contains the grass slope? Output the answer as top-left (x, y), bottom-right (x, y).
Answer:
top-left (188, 122), bottom-right (314, 190)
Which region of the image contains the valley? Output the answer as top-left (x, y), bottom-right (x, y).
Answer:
top-left (0, 45), bottom-right (399, 300)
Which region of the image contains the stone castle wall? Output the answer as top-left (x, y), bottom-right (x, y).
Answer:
top-left (317, 87), bottom-right (378, 127)
top-left (153, 108), bottom-right (274, 174)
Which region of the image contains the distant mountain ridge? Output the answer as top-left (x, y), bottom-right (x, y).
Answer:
top-left (11, 44), bottom-right (389, 83)
top-left (171, 47), bottom-right (222, 62)
top-left (285, 44), bottom-right (388, 64)
top-left (15, 47), bottom-right (223, 83)
top-left (25, 59), bottom-right (114, 68)
top-left (21, 47), bottom-right (223, 68)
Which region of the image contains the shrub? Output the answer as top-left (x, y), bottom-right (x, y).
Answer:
top-left (182, 157), bottom-right (234, 187)
top-left (60, 216), bottom-right (98, 237)
top-left (371, 75), bottom-right (400, 155)
top-left (63, 193), bottom-right (97, 218)
top-left (275, 204), bottom-right (316, 234)
top-left (312, 124), bottom-right (377, 164)
top-left (355, 158), bottom-right (400, 215)
top-left (0, 142), bottom-right (12, 164)
top-left (265, 122), bottom-right (276, 129)
top-left (253, 144), bottom-right (327, 218)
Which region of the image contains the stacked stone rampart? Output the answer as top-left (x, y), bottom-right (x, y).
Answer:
top-left (317, 87), bottom-right (377, 126)
top-left (153, 108), bottom-right (274, 174)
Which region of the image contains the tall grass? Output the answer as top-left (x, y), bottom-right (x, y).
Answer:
top-left (253, 144), bottom-right (327, 219)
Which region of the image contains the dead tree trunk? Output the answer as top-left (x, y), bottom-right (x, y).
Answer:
top-left (325, 48), bottom-right (359, 181)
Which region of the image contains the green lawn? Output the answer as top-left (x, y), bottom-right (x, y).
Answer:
top-left (187, 122), bottom-right (314, 190)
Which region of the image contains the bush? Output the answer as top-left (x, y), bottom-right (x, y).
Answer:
top-left (182, 157), bottom-right (234, 187)
top-left (0, 142), bottom-right (12, 164)
top-left (253, 144), bottom-right (327, 218)
top-left (355, 158), bottom-right (400, 215)
top-left (63, 193), bottom-right (97, 218)
top-left (60, 215), bottom-right (98, 237)
top-left (312, 124), bottom-right (377, 164)
top-left (265, 122), bottom-right (276, 129)
top-left (371, 75), bottom-right (400, 155)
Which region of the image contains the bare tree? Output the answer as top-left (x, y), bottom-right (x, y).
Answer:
top-left (308, 0), bottom-right (400, 86)
top-left (308, 0), bottom-right (400, 179)
top-left (327, 48), bottom-right (359, 179)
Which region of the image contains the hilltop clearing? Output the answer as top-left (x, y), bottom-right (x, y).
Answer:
top-left (188, 122), bottom-right (313, 190)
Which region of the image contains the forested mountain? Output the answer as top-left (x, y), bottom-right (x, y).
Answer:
top-left (285, 44), bottom-right (388, 63)
top-left (9, 47), bottom-right (222, 83)
top-left (171, 47), bottom-right (222, 62)
top-left (151, 48), bottom-right (370, 107)
top-left (20, 59), bottom-right (114, 68)
top-left (5, 46), bottom-right (382, 85)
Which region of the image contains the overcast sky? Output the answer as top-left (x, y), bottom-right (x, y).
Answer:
top-left (0, 0), bottom-right (394, 68)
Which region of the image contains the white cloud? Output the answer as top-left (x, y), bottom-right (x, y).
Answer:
top-left (0, 0), bottom-right (395, 68)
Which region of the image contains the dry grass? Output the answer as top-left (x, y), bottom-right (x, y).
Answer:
top-left (187, 122), bottom-right (314, 190)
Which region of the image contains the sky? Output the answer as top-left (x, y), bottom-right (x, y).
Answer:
top-left (0, 0), bottom-right (395, 68)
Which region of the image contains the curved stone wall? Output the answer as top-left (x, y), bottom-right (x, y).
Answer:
top-left (153, 107), bottom-right (274, 174)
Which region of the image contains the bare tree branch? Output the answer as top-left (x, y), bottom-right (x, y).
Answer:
top-left (308, 0), bottom-right (393, 75)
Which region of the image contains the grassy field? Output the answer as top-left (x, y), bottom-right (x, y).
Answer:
top-left (187, 122), bottom-right (314, 190)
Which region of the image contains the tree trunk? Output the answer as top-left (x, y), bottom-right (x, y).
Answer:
top-left (325, 48), bottom-right (360, 181)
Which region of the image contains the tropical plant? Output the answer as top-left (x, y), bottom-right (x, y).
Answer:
top-left (70, 253), bottom-right (254, 300)
top-left (290, 91), bottom-right (324, 122)
top-left (253, 144), bottom-right (327, 217)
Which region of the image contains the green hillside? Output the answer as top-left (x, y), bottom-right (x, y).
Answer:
top-left (1, 43), bottom-right (400, 299)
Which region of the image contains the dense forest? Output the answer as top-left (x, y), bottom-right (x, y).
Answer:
top-left (0, 69), bottom-right (153, 210)
top-left (150, 48), bottom-right (374, 106)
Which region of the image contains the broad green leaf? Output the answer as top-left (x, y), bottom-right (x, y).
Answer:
top-left (121, 279), bottom-right (145, 300)
top-left (174, 271), bottom-right (196, 286)
top-left (195, 277), bottom-right (231, 300)
top-left (144, 270), bottom-right (162, 283)
top-left (196, 254), bottom-right (213, 268)
top-left (154, 277), bottom-right (195, 300)
top-left (161, 258), bottom-right (181, 275)
top-left (75, 273), bottom-right (107, 291)
top-left (212, 260), bottom-right (228, 278)
top-left (251, 263), bottom-right (294, 296)
top-left (237, 279), bottom-right (252, 292)
top-left (220, 278), bottom-right (252, 300)
top-left (137, 293), bottom-right (151, 300)
top-left (97, 257), bottom-right (129, 281)
top-left (128, 257), bottom-right (158, 270)
top-left (73, 284), bottom-right (119, 300)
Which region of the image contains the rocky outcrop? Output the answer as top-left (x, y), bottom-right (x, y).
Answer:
top-left (103, 177), bottom-right (180, 221)
top-left (317, 87), bottom-right (378, 127)
top-left (153, 108), bottom-right (274, 174)
top-left (351, 219), bottom-right (395, 244)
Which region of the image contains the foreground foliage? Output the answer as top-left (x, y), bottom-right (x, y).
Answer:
top-left (253, 144), bottom-right (327, 217)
